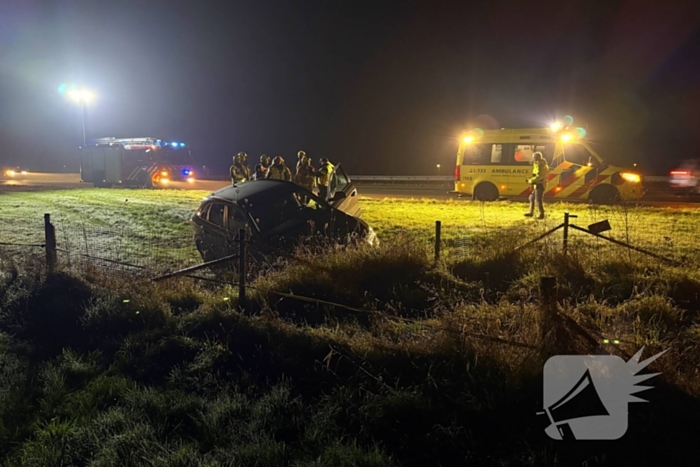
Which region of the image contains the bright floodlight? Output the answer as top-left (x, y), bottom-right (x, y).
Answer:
top-left (550, 122), bottom-right (562, 132)
top-left (463, 136), bottom-right (474, 144)
top-left (68, 89), bottom-right (95, 103)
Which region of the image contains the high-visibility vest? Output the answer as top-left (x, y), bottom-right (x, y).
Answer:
top-left (231, 163), bottom-right (250, 182)
top-left (317, 162), bottom-right (334, 186)
top-left (528, 160), bottom-right (549, 185)
top-left (267, 164), bottom-right (292, 181)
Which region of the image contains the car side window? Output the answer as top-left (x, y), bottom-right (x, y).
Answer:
top-left (207, 203), bottom-right (226, 227)
top-left (197, 203), bottom-right (211, 219)
top-left (463, 144), bottom-right (491, 164)
top-left (226, 205), bottom-right (249, 232)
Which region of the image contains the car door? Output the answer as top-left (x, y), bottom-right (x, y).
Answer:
top-left (328, 164), bottom-right (360, 217)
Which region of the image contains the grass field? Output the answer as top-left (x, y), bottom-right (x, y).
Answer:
top-left (2, 187), bottom-right (699, 265)
top-left (1, 187), bottom-right (700, 465)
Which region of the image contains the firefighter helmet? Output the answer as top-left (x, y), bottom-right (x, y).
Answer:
top-left (273, 156), bottom-right (285, 165)
top-left (236, 151), bottom-right (247, 162)
top-left (297, 150), bottom-right (306, 159)
top-left (320, 158), bottom-right (328, 164)
top-left (260, 154), bottom-right (270, 164)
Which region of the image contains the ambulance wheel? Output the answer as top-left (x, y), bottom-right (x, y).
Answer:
top-left (589, 185), bottom-right (620, 205)
top-left (473, 183), bottom-right (499, 202)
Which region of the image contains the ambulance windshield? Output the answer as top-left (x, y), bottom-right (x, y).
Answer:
top-left (562, 143), bottom-right (596, 167)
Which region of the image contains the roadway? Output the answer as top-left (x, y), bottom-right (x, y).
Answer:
top-left (2, 172), bottom-right (700, 207)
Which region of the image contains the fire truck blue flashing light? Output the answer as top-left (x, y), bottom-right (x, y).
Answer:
top-left (171, 142), bottom-right (178, 147)
top-left (180, 143), bottom-right (185, 147)
top-left (182, 169), bottom-right (190, 175)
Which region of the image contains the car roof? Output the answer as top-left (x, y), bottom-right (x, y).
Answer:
top-left (205, 180), bottom-right (300, 203)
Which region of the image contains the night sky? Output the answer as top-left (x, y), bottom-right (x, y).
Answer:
top-left (1, 0), bottom-right (699, 175)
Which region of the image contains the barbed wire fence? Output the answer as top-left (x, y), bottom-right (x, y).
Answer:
top-left (2, 204), bottom-right (699, 297)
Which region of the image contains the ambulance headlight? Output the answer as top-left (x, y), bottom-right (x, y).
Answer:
top-left (621, 172), bottom-right (641, 183)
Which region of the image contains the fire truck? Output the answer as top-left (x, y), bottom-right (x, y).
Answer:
top-left (79, 137), bottom-right (195, 188)
top-left (451, 118), bottom-right (644, 204)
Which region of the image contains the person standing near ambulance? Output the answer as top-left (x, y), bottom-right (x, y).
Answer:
top-left (524, 152), bottom-right (549, 219)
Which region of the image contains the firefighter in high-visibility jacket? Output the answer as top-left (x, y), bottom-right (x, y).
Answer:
top-left (230, 152), bottom-right (251, 184)
top-left (266, 156), bottom-right (293, 181)
top-left (294, 155), bottom-right (316, 192)
top-left (524, 152), bottom-right (549, 219)
top-left (316, 158), bottom-right (334, 201)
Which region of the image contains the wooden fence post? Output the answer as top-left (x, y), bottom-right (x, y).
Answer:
top-left (435, 220), bottom-right (441, 264)
top-left (563, 212), bottom-right (570, 254)
top-left (238, 228), bottom-right (247, 309)
top-left (44, 213), bottom-right (57, 273)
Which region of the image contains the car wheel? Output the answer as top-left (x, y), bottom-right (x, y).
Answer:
top-left (473, 183), bottom-right (499, 201)
top-left (588, 185), bottom-right (620, 205)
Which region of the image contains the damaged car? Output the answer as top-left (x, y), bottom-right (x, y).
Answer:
top-left (190, 176), bottom-right (377, 265)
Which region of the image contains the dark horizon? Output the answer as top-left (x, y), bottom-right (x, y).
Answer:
top-left (1, 0), bottom-right (699, 176)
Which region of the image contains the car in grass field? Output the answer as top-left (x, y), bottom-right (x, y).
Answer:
top-left (669, 159), bottom-right (700, 193)
top-left (190, 173), bottom-right (377, 265)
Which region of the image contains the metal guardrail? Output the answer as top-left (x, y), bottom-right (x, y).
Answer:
top-left (349, 175), bottom-right (670, 182)
top-left (349, 175), bottom-right (453, 181)
top-left (643, 176), bottom-right (669, 182)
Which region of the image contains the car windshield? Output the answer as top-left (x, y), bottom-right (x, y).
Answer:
top-left (240, 187), bottom-right (326, 233)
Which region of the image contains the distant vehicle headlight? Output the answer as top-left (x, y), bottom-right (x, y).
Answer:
top-left (161, 171), bottom-right (169, 176)
top-left (621, 172), bottom-right (641, 183)
top-left (21, 171), bottom-right (27, 175)
top-left (8, 170), bottom-right (16, 176)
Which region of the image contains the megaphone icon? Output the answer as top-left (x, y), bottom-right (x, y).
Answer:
top-left (540, 368), bottom-right (610, 440)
